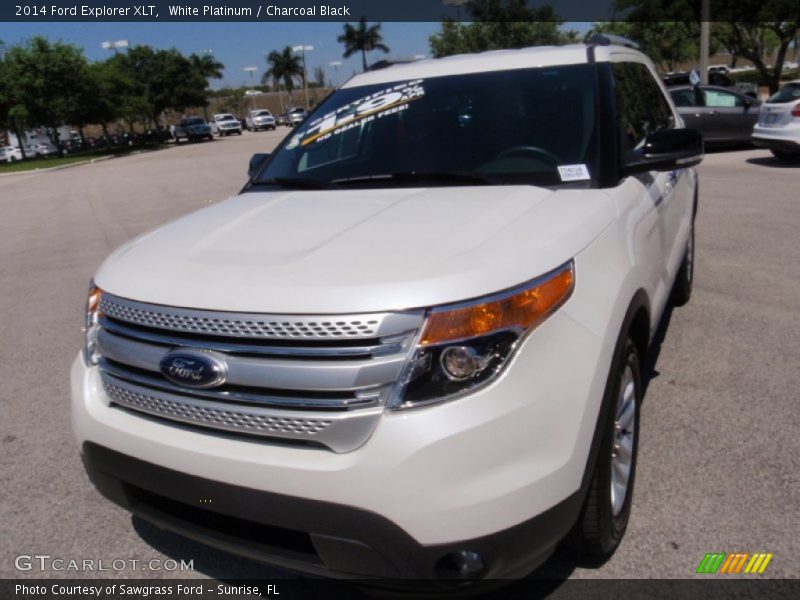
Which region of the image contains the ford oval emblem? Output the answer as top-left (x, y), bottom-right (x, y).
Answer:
top-left (159, 351), bottom-right (227, 388)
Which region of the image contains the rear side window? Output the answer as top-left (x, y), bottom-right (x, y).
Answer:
top-left (703, 89), bottom-right (743, 108)
top-left (613, 62), bottom-right (675, 152)
top-left (767, 83), bottom-right (800, 104)
top-left (670, 88), bottom-right (700, 107)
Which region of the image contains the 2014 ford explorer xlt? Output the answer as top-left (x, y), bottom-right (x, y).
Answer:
top-left (73, 40), bottom-right (703, 583)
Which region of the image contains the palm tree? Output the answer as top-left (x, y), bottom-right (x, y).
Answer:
top-left (262, 46), bottom-right (304, 100)
top-left (337, 17), bottom-right (390, 72)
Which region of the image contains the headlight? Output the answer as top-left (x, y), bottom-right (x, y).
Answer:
top-left (84, 283), bottom-right (102, 365)
top-left (389, 262), bottom-right (574, 409)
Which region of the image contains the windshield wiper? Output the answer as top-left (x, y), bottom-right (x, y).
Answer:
top-left (331, 172), bottom-right (496, 186)
top-left (256, 177), bottom-right (335, 190)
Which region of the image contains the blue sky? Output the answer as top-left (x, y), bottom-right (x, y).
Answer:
top-left (1, 21), bottom-right (593, 88)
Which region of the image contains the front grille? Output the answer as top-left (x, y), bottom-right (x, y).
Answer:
top-left (95, 293), bottom-right (423, 452)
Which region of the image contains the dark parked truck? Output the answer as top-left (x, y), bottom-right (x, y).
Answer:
top-left (173, 117), bottom-right (213, 143)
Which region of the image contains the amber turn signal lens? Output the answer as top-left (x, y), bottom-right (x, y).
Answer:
top-left (420, 264), bottom-right (574, 346)
top-left (87, 285), bottom-right (102, 318)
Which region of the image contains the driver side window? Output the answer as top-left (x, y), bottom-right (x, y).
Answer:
top-left (613, 62), bottom-right (675, 153)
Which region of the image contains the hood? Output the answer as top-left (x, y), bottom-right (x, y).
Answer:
top-left (95, 186), bottom-right (616, 314)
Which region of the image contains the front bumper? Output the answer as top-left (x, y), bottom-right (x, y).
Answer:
top-left (72, 309), bottom-right (608, 579)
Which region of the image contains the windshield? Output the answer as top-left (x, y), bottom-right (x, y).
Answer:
top-left (254, 111), bottom-right (271, 117)
top-left (255, 64), bottom-right (598, 188)
top-left (767, 83), bottom-right (800, 104)
top-left (218, 114), bottom-right (236, 121)
top-left (183, 118), bottom-right (205, 126)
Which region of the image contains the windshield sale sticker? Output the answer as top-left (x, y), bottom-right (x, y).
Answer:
top-left (288, 80), bottom-right (426, 148)
top-left (557, 164), bottom-right (591, 182)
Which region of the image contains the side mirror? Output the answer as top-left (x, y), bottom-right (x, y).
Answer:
top-left (248, 153), bottom-right (270, 178)
top-left (623, 129), bottom-right (703, 175)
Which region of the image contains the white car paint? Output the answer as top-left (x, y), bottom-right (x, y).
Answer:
top-left (73, 42), bottom-right (699, 579)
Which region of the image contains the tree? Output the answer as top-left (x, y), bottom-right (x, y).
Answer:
top-left (592, 21), bottom-right (701, 73)
top-left (429, 1), bottom-right (577, 58)
top-left (337, 17), bottom-right (390, 71)
top-left (713, 21), bottom-right (797, 92)
top-left (2, 37), bottom-right (90, 157)
top-left (113, 46), bottom-right (223, 126)
top-left (263, 46), bottom-right (304, 99)
top-left (610, 0), bottom-right (799, 93)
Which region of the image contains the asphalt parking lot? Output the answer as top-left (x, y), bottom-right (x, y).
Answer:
top-left (0, 133), bottom-right (798, 582)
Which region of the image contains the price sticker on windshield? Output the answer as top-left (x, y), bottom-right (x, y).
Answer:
top-left (557, 164), bottom-right (591, 182)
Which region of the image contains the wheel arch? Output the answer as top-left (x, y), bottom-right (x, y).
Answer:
top-left (579, 288), bottom-right (650, 495)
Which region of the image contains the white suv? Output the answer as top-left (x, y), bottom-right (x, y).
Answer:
top-left (73, 38), bottom-right (702, 583)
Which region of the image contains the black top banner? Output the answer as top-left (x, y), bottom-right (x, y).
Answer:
top-left (4, 0), bottom-right (589, 23)
top-left (3, 0), bottom-right (796, 23)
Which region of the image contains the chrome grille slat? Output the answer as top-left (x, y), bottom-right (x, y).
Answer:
top-left (100, 317), bottom-right (410, 358)
top-left (97, 328), bottom-right (407, 394)
top-left (101, 374), bottom-right (383, 453)
top-left (98, 360), bottom-right (385, 409)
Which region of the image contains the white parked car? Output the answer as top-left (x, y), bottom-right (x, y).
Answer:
top-left (73, 37), bottom-right (702, 583)
top-left (0, 145), bottom-right (23, 162)
top-left (752, 80), bottom-right (800, 161)
top-left (211, 113), bottom-right (243, 136)
top-left (245, 109), bottom-right (276, 131)
top-left (24, 142), bottom-right (58, 157)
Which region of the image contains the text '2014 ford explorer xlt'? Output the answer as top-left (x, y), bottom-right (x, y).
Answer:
top-left (73, 37), bottom-right (703, 584)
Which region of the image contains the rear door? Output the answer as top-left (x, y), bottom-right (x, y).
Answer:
top-left (669, 87), bottom-right (707, 134)
top-left (701, 87), bottom-right (759, 142)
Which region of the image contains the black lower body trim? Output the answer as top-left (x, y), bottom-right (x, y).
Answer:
top-left (81, 442), bottom-right (582, 582)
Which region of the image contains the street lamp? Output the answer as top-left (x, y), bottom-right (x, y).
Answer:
top-left (244, 67), bottom-right (258, 110)
top-left (101, 39), bottom-right (129, 53)
top-left (292, 44), bottom-right (314, 109)
top-left (329, 61), bottom-right (342, 87)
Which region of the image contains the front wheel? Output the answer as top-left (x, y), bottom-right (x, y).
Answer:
top-left (570, 337), bottom-right (640, 557)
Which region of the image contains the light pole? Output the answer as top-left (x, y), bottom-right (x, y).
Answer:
top-left (329, 61), bottom-right (342, 87)
top-left (244, 67), bottom-right (258, 110)
top-left (699, 0), bottom-right (710, 85)
top-left (292, 44), bottom-right (314, 109)
top-left (101, 39), bottom-right (129, 54)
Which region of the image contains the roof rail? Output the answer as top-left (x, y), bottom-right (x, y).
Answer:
top-left (366, 59), bottom-right (419, 72)
top-left (587, 33), bottom-right (640, 50)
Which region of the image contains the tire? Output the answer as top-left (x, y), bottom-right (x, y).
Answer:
top-left (237, 131), bottom-right (242, 136)
top-left (670, 215), bottom-right (695, 307)
top-left (570, 337), bottom-right (641, 557)
top-left (770, 149), bottom-right (800, 162)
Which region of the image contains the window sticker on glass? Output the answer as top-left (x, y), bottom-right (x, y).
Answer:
top-left (557, 164), bottom-right (591, 181)
top-left (705, 91), bottom-right (736, 107)
top-left (287, 80), bottom-right (426, 149)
